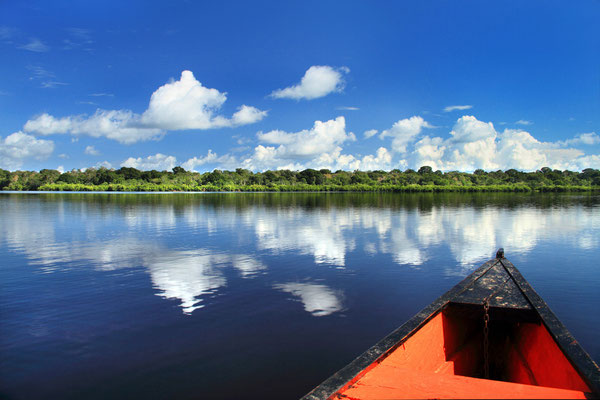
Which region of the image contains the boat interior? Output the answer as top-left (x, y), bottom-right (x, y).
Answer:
top-left (333, 303), bottom-right (593, 399)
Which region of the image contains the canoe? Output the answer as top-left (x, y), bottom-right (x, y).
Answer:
top-left (302, 249), bottom-right (600, 399)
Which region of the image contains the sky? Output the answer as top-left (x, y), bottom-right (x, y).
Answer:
top-left (0, 0), bottom-right (599, 173)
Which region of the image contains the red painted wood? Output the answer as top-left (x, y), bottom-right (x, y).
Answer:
top-left (335, 366), bottom-right (588, 399)
top-left (508, 322), bottom-right (591, 391)
top-left (331, 308), bottom-right (592, 399)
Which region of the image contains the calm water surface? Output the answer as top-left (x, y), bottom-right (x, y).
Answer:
top-left (1, 192), bottom-right (599, 399)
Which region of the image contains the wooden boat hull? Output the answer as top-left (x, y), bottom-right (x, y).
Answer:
top-left (302, 252), bottom-right (600, 399)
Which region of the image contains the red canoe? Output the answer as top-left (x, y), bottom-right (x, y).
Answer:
top-left (302, 249), bottom-right (600, 399)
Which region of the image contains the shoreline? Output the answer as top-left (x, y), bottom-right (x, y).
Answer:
top-left (3, 183), bottom-right (599, 193)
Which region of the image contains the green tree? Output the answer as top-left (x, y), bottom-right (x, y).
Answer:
top-left (298, 169), bottom-right (324, 185)
top-left (0, 169), bottom-right (11, 189)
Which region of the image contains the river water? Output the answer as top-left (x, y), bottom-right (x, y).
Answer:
top-left (0, 192), bottom-right (598, 399)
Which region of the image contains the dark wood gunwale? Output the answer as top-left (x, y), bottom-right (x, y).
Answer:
top-left (301, 255), bottom-right (600, 399)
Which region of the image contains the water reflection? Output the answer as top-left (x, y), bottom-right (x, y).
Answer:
top-left (0, 193), bottom-right (598, 316)
top-left (274, 282), bottom-right (343, 317)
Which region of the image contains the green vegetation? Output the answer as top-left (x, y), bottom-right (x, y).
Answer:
top-left (1, 166), bottom-right (599, 192)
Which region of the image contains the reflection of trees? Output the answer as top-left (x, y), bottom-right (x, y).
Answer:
top-left (6, 191), bottom-right (598, 213)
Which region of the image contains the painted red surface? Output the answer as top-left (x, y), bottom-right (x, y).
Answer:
top-left (332, 310), bottom-right (592, 399)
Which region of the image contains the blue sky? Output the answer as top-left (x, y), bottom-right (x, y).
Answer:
top-left (0, 0), bottom-right (598, 172)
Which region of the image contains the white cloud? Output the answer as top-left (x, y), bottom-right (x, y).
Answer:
top-left (515, 120), bottom-right (533, 126)
top-left (573, 155), bottom-right (600, 169)
top-left (322, 147), bottom-right (393, 172)
top-left (26, 65), bottom-right (66, 89)
top-left (27, 65), bottom-right (54, 79)
top-left (243, 116), bottom-right (357, 171)
top-left (230, 105), bottom-right (267, 126)
top-left (95, 161), bottom-right (112, 169)
top-left (24, 110), bottom-right (164, 144)
top-left (41, 81), bottom-right (68, 89)
top-left (409, 115), bottom-right (598, 172)
top-left (19, 38), bottom-right (49, 52)
top-left (24, 70), bottom-right (267, 144)
top-left (140, 71), bottom-right (266, 129)
top-left (0, 131), bottom-right (54, 170)
top-left (443, 105), bottom-right (473, 112)
top-left (270, 66), bottom-right (348, 100)
top-left (181, 150), bottom-right (218, 171)
top-left (121, 153), bottom-right (177, 171)
top-left (380, 116), bottom-right (433, 153)
top-left (353, 147), bottom-right (393, 171)
top-left (119, 151), bottom-right (232, 173)
top-left (364, 129), bottom-right (378, 139)
top-left (449, 115), bottom-right (496, 143)
top-left (558, 132), bottom-right (599, 147)
top-left (84, 145), bottom-right (100, 156)
top-left (56, 165), bottom-right (64, 173)
top-left (337, 106), bottom-right (359, 111)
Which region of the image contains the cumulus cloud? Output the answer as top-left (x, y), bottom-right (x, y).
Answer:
top-left (235, 118), bottom-right (396, 172)
top-left (410, 115), bottom-right (599, 171)
top-left (443, 105), bottom-right (473, 112)
top-left (379, 116), bottom-right (433, 153)
top-left (0, 131), bottom-right (54, 170)
top-left (270, 66), bottom-right (348, 100)
top-left (181, 150), bottom-right (218, 171)
top-left (24, 70), bottom-right (267, 144)
top-left (140, 70), bottom-right (266, 129)
top-left (343, 147), bottom-right (393, 171)
top-left (121, 153), bottom-right (177, 171)
top-left (118, 150), bottom-right (228, 172)
top-left (84, 145), bottom-right (100, 156)
top-left (242, 116), bottom-right (357, 170)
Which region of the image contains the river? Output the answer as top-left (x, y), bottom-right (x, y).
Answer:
top-left (0, 192), bottom-right (598, 399)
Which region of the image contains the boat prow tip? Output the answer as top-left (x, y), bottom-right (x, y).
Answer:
top-left (496, 248), bottom-right (504, 259)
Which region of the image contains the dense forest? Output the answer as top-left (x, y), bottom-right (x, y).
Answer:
top-left (1, 166), bottom-right (599, 192)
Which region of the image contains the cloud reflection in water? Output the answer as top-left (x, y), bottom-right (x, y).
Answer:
top-left (274, 282), bottom-right (343, 317)
top-left (1, 194), bottom-right (598, 316)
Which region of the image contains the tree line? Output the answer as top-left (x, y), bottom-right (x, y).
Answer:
top-left (1, 166), bottom-right (599, 192)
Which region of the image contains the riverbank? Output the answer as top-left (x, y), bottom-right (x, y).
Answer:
top-left (31, 182), bottom-right (600, 192)
top-left (3, 167), bottom-right (599, 192)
